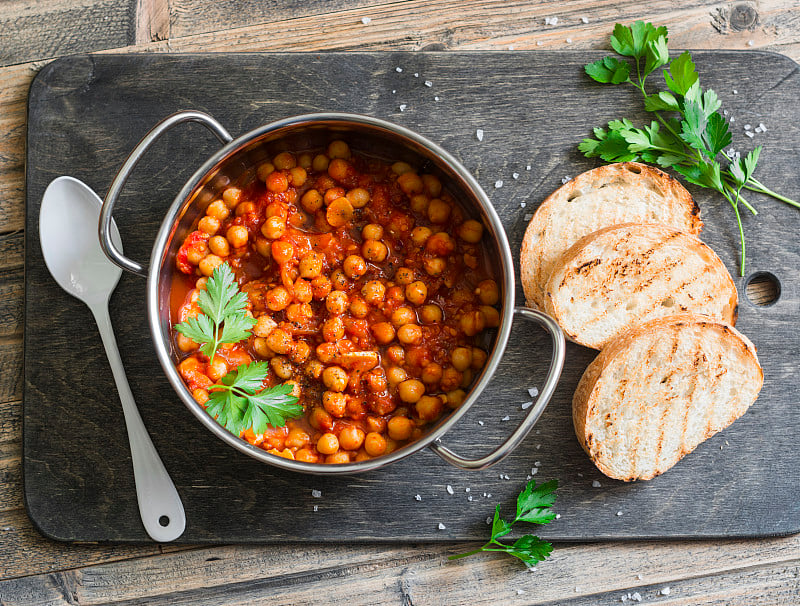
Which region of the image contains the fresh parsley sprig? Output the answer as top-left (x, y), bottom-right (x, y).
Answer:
top-left (449, 479), bottom-right (558, 568)
top-left (205, 362), bottom-right (302, 436)
top-left (581, 21), bottom-right (799, 275)
top-left (175, 262), bottom-right (256, 360)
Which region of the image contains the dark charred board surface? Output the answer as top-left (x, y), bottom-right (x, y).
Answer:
top-left (24, 51), bottom-right (800, 543)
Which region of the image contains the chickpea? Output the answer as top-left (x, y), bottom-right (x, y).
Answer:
top-left (235, 201), bottom-right (257, 216)
top-left (458, 219), bottom-right (484, 243)
top-left (387, 213), bottom-right (414, 237)
top-left (177, 333), bottom-right (198, 352)
top-left (322, 365), bottom-right (349, 392)
top-left (306, 360), bottom-right (325, 380)
top-left (387, 415), bottom-right (414, 440)
top-left (410, 226), bottom-right (432, 246)
top-left (293, 278), bottom-right (313, 303)
top-left (451, 347), bottom-right (473, 371)
top-left (391, 306), bottom-right (416, 327)
top-left (207, 357), bottom-right (228, 381)
top-left (371, 322), bottom-right (396, 345)
top-left (298, 252), bottom-right (324, 279)
top-left (397, 324), bottom-right (423, 345)
top-left (471, 347), bottom-right (488, 370)
top-left (328, 158), bottom-right (351, 182)
top-left (192, 388), bottom-right (210, 405)
top-left (441, 366), bottom-right (463, 391)
top-left (427, 198), bottom-right (451, 224)
top-left (195, 277), bottom-right (209, 290)
top-left (386, 366), bottom-right (408, 385)
top-left (270, 356), bottom-right (294, 379)
top-left (186, 242), bottom-right (207, 265)
top-left (391, 161), bottom-right (413, 175)
top-left (324, 186), bottom-right (345, 205)
top-left (288, 167), bottom-right (308, 188)
top-left (266, 286), bottom-right (291, 311)
top-left (255, 237), bottom-right (271, 258)
top-left (326, 290), bottom-right (348, 315)
top-left (273, 151), bottom-right (296, 170)
top-left (362, 239), bottom-right (388, 263)
top-left (409, 194), bottom-right (429, 214)
top-left (346, 187), bottom-right (370, 208)
top-left (419, 304), bottom-right (443, 324)
top-left (365, 368), bottom-right (388, 393)
top-left (422, 174), bottom-right (442, 197)
top-left (254, 314), bottom-right (278, 337)
top-left (322, 391), bottom-right (347, 417)
top-left (476, 279), bottom-right (500, 305)
top-left (289, 341), bottom-right (311, 364)
top-left (423, 257), bottom-right (446, 276)
top-left (361, 280), bottom-right (386, 305)
top-left (316, 342), bottom-right (338, 364)
top-left (271, 241), bottom-right (294, 264)
top-left (480, 305), bottom-right (500, 327)
top-left (208, 235), bottom-right (230, 257)
top-left (199, 254), bottom-right (224, 277)
top-left (397, 172), bottom-right (424, 196)
top-left (386, 286), bottom-right (405, 306)
top-left (339, 426), bottom-right (366, 451)
top-left (362, 223), bottom-right (383, 241)
top-left (397, 379), bottom-right (425, 403)
top-left (322, 316), bottom-right (345, 342)
top-left (343, 255), bottom-right (367, 278)
top-left (257, 162), bottom-right (275, 181)
top-left (395, 267), bottom-right (415, 285)
top-left (426, 232), bottom-right (456, 255)
top-left (312, 153), bottom-right (330, 172)
top-left (226, 225), bottom-right (248, 249)
top-left (326, 197), bottom-right (354, 228)
top-left (253, 337), bottom-right (275, 358)
top-left (295, 449), bottom-right (318, 463)
top-left (286, 425), bottom-right (310, 449)
top-left (421, 362), bottom-right (443, 385)
top-left (206, 200), bottom-right (229, 221)
top-left (297, 153), bottom-right (312, 169)
top-left (285, 302), bottom-right (312, 323)
top-left (330, 268), bottom-right (349, 291)
top-left (261, 215), bottom-right (286, 240)
top-left (326, 452), bottom-right (351, 464)
top-left (461, 368), bottom-right (473, 387)
top-left (364, 432), bottom-right (387, 456)
top-left (460, 310), bottom-right (486, 337)
top-left (222, 187), bottom-right (242, 209)
top-left (446, 389), bottom-right (467, 409)
top-left (265, 328), bottom-right (293, 355)
top-left (316, 433), bottom-right (340, 455)
top-left (311, 275), bottom-right (332, 300)
top-left (386, 344), bottom-right (405, 365)
top-left (349, 297), bottom-right (369, 318)
top-left (405, 281), bottom-right (428, 306)
top-left (198, 216), bottom-right (220, 235)
top-left (299, 189), bottom-right (323, 213)
top-left (328, 140), bottom-right (351, 159)
top-left (266, 171), bottom-right (289, 193)
top-left (416, 395), bottom-right (444, 421)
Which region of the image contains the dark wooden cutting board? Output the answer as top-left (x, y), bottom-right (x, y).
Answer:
top-left (24, 51), bottom-right (800, 543)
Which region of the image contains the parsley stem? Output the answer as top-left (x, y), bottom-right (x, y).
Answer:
top-left (448, 544), bottom-right (491, 560)
top-left (721, 185), bottom-right (747, 276)
top-left (744, 179), bottom-right (800, 209)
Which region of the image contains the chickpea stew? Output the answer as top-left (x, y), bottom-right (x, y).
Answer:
top-left (172, 140), bottom-right (501, 464)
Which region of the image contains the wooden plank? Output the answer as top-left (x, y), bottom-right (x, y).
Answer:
top-left (0, 400), bottom-right (22, 512)
top-left (0, 337), bottom-right (22, 405)
top-left (0, 536), bottom-right (799, 604)
top-left (0, 0), bottom-right (133, 67)
top-left (134, 0), bottom-right (170, 45)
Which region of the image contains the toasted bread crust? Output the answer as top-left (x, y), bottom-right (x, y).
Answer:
top-left (573, 313), bottom-right (763, 481)
top-left (543, 223), bottom-right (737, 350)
top-left (520, 162), bottom-right (701, 309)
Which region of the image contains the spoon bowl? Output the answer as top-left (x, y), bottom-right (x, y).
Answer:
top-left (39, 176), bottom-right (186, 542)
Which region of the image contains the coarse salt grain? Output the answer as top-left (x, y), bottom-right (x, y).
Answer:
top-left (486, 516), bottom-right (493, 524)
top-left (544, 17), bottom-right (551, 25)
top-left (424, 80), bottom-right (433, 87)
top-left (733, 89), bottom-right (738, 94)
top-left (581, 16), bottom-right (589, 23)
top-left (744, 124), bottom-right (752, 130)
top-left (531, 467), bottom-right (538, 475)
top-left (312, 489), bottom-right (322, 498)
top-left (509, 45), bottom-right (515, 50)
top-left (561, 176), bottom-right (570, 184)
top-left (592, 480), bottom-right (601, 488)
top-left (361, 17), bottom-right (372, 24)
top-left (468, 495), bottom-right (473, 501)
top-left (495, 180), bottom-right (504, 189)
top-left (396, 67), bottom-right (403, 72)
top-left (465, 487), bottom-right (470, 492)
top-left (513, 172), bottom-right (520, 179)
top-left (730, 116), bottom-right (735, 122)
top-left (521, 401), bottom-right (533, 410)
top-left (536, 444), bottom-right (541, 450)
top-left (551, 17), bottom-right (559, 25)
top-left (415, 494), bottom-right (422, 501)
top-left (747, 40), bottom-right (754, 46)
top-left (755, 126), bottom-right (763, 133)
top-left (476, 129), bottom-right (484, 141)
top-left (637, 574), bottom-right (643, 580)
top-left (631, 592), bottom-right (642, 602)
top-left (446, 485), bottom-right (454, 495)
top-left (528, 387), bottom-right (539, 397)
top-left (566, 38), bottom-right (572, 44)
top-left (556, 514), bottom-right (561, 519)
top-left (434, 96), bottom-right (441, 101)
top-left (661, 587), bottom-right (671, 596)
top-left (534, 461), bottom-right (541, 467)
top-left (746, 131), bottom-right (755, 138)
top-left (536, 41), bottom-right (543, 46)
top-left (520, 202), bottom-right (527, 208)
top-left (517, 589), bottom-right (525, 595)
top-left (528, 567), bottom-right (537, 572)
top-left (478, 420), bottom-right (484, 426)
top-left (501, 414), bottom-right (510, 421)
top-left (526, 164), bottom-right (532, 170)
top-left (399, 104), bottom-right (407, 112)
top-left (414, 73), bottom-right (419, 77)
top-left (616, 511), bottom-right (623, 516)
top-left (313, 505), bottom-right (318, 512)
top-left (438, 522), bottom-right (446, 530)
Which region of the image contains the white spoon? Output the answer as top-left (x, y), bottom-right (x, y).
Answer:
top-left (39, 176), bottom-right (185, 542)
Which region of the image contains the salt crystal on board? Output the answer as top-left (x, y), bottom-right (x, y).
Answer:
top-left (581, 16), bottom-right (589, 23)
top-left (528, 386), bottom-right (539, 397)
top-left (501, 414), bottom-right (510, 421)
top-left (438, 522), bottom-right (446, 530)
top-left (495, 180), bottom-right (504, 189)
top-left (312, 489), bottom-right (322, 498)
top-left (446, 485), bottom-right (454, 495)
top-left (424, 80), bottom-right (433, 87)
top-left (513, 172), bottom-right (520, 179)
top-left (361, 17), bottom-right (372, 24)
top-left (592, 480), bottom-right (601, 488)
top-left (414, 494), bottom-right (422, 501)
top-left (476, 129), bottom-right (484, 141)
top-left (396, 67), bottom-right (403, 72)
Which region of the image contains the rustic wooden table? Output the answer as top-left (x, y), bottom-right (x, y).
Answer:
top-left (1, 1), bottom-right (799, 604)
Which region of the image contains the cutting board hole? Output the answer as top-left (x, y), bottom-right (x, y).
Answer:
top-left (159, 515), bottom-right (170, 527)
top-left (745, 271), bottom-right (780, 307)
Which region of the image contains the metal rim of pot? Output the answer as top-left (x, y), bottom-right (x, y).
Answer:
top-left (98, 110), bottom-right (565, 475)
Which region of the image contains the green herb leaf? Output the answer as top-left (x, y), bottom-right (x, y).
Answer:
top-left (610, 21), bottom-right (667, 60)
top-left (206, 362), bottom-right (302, 435)
top-left (663, 51), bottom-right (698, 96)
top-left (703, 112), bottom-right (732, 157)
top-left (643, 90), bottom-right (679, 112)
top-left (585, 56), bottom-right (631, 84)
top-left (448, 479), bottom-right (558, 568)
top-left (174, 262), bottom-right (257, 360)
top-left (643, 35), bottom-right (670, 76)
top-left (679, 99), bottom-right (709, 156)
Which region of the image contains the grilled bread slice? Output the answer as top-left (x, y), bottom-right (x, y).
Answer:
top-left (573, 313), bottom-right (763, 481)
top-left (543, 223), bottom-right (737, 350)
top-left (520, 162), bottom-right (701, 309)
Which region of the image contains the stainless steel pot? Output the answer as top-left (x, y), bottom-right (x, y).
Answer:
top-left (99, 110), bottom-right (565, 474)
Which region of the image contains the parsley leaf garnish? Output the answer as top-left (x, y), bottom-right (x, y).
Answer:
top-left (175, 262), bottom-right (256, 360)
top-left (581, 21), bottom-right (800, 275)
top-left (448, 479), bottom-right (558, 568)
top-left (205, 362), bottom-right (302, 436)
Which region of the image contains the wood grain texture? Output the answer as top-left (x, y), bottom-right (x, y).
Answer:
top-left (22, 51), bottom-right (800, 545)
top-left (134, 0), bottom-right (170, 44)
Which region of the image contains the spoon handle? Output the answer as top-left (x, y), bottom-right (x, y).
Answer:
top-left (90, 303), bottom-right (186, 542)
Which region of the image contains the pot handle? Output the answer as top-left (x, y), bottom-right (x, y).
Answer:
top-left (99, 110), bottom-right (234, 277)
top-left (428, 306), bottom-right (565, 470)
